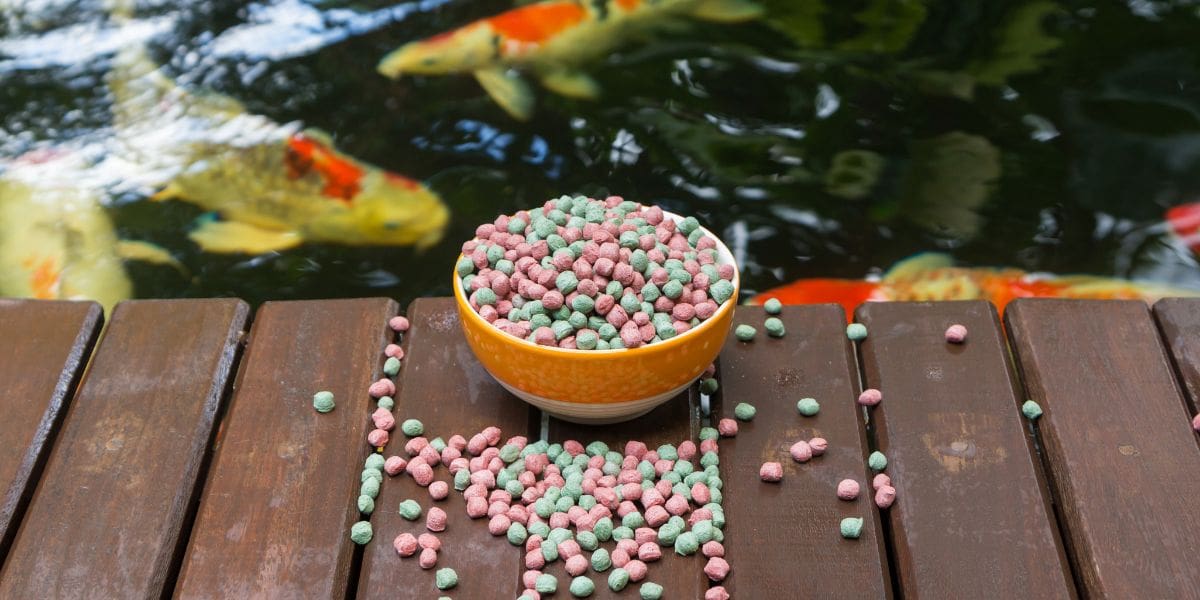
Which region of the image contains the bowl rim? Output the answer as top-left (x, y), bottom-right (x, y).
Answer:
top-left (453, 209), bottom-right (741, 355)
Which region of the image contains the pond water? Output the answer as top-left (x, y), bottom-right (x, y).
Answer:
top-left (3, 0), bottom-right (1200, 310)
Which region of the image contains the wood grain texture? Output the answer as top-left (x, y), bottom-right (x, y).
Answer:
top-left (1153, 298), bottom-right (1200, 414)
top-left (357, 297), bottom-right (531, 600)
top-left (0, 300), bottom-right (102, 566)
top-left (717, 305), bottom-right (891, 598)
top-left (856, 301), bottom-right (1075, 599)
top-left (0, 299), bottom-right (247, 599)
top-left (543, 390), bottom-right (707, 598)
top-left (1007, 299), bottom-right (1200, 598)
top-left (174, 298), bottom-right (396, 599)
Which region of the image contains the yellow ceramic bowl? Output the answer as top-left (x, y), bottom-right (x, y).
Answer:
top-left (453, 212), bottom-right (739, 424)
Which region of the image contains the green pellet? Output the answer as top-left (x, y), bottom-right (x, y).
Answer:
top-left (535, 573), bottom-right (558, 594)
top-left (507, 522), bottom-right (528, 545)
top-left (608, 568), bottom-right (630, 591)
top-left (674, 531), bottom-right (699, 555)
top-left (797, 397), bottom-right (820, 416)
top-left (401, 419), bottom-right (424, 436)
top-left (764, 317), bottom-right (786, 337)
top-left (590, 547), bottom-right (612, 571)
top-left (476, 288), bottom-right (497, 306)
top-left (362, 468), bottom-right (383, 483)
top-left (610, 525), bottom-right (633, 541)
top-left (556, 271), bottom-right (579, 294)
top-left (641, 283), bottom-right (661, 302)
top-left (586, 441), bottom-right (609, 456)
top-left (529, 521), bottom-right (551, 539)
top-left (662, 280), bottom-right (684, 299)
top-left (657, 523), bottom-right (681, 546)
top-left (313, 391), bottom-right (335, 413)
top-left (430, 437), bottom-right (447, 452)
top-left (1022, 400), bottom-right (1043, 420)
top-left (764, 298), bottom-right (782, 314)
top-left (398, 499), bottom-right (422, 520)
top-left (454, 468), bottom-right (470, 490)
top-left (349, 520), bottom-right (372, 544)
top-left (868, 450), bottom-right (888, 471)
top-left (699, 378), bottom-right (719, 394)
top-left (840, 517), bottom-right (864, 539)
top-left (593, 517), bottom-right (614, 541)
top-left (455, 257), bottom-right (474, 277)
top-left (640, 582), bottom-right (664, 600)
top-left (436, 567), bottom-right (459, 590)
top-left (361, 478), bottom-right (380, 499)
top-left (499, 443), bottom-right (520, 463)
top-left (846, 323), bottom-right (868, 341)
top-left (577, 530), bottom-right (599, 551)
top-left (548, 527), bottom-right (573, 544)
top-left (364, 454), bottom-right (385, 471)
top-left (357, 494), bottom-right (374, 514)
top-left (699, 427), bottom-right (719, 441)
top-left (734, 402), bottom-right (756, 421)
top-left (383, 356), bottom-right (401, 376)
top-left (541, 539), bottom-right (559, 562)
top-left (734, 324), bottom-right (756, 341)
top-left (693, 519), bottom-right (715, 543)
top-left (577, 331), bottom-right (598, 350)
top-left (377, 396), bottom-right (394, 410)
top-left (710, 279), bottom-right (735, 304)
top-left (570, 576), bottom-right (596, 597)
top-left (505, 480), bottom-right (525, 496)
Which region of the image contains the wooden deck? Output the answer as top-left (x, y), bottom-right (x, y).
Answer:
top-left (1, 296), bottom-right (1199, 598)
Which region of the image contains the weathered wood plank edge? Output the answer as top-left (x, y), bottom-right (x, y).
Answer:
top-left (1151, 298), bottom-right (1200, 419)
top-left (0, 300), bottom-right (104, 568)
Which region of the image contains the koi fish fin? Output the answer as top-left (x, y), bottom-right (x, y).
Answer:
top-left (189, 220), bottom-right (303, 254)
top-left (474, 68), bottom-right (535, 121)
top-left (692, 0), bottom-right (764, 23)
top-left (149, 182), bottom-right (184, 202)
top-left (883, 252), bottom-right (955, 283)
top-left (538, 69), bottom-right (600, 100)
top-left (115, 240), bottom-right (189, 277)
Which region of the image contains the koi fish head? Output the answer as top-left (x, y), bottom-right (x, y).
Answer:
top-left (348, 170), bottom-right (450, 249)
top-left (378, 24), bottom-right (498, 78)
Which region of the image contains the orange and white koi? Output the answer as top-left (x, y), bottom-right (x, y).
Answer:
top-left (751, 253), bottom-right (1200, 319)
top-left (107, 47), bottom-right (449, 254)
top-left (378, 0), bottom-right (762, 120)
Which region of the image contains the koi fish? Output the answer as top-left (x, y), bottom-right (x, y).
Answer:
top-left (107, 46), bottom-right (449, 254)
top-left (377, 0), bottom-right (762, 120)
top-left (1166, 202), bottom-right (1200, 255)
top-left (751, 253), bottom-right (1200, 319)
top-left (0, 151), bottom-right (185, 314)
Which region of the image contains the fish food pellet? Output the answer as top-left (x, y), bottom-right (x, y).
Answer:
top-left (763, 298), bottom-right (782, 314)
top-left (706, 586), bottom-right (731, 600)
top-left (1193, 413), bottom-right (1200, 432)
top-left (945, 323), bottom-right (968, 343)
top-left (868, 451), bottom-right (888, 471)
top-left (365, 454), bottom-right (385, 471)
top-left (389, 315), bottom-right (410, 332)
top-left (427, 507), bottom-right (448, 532)
top-left (384, 356), bottom-right (402, 376)
top-left (872, 473), bottom-right (892, 490)
top-left (734, 324), bottom-right (756, 341)
top-left (759, 462), bottom-right (783, 482)
top-left (797, 397), bottom-right (820, 416)
top-left (840, 517), bottom-right (863, 539)
top-left (435, 568), bottom-right (458, 590)
top-left (357, 494), bottom-right (375, 514)
top-left (350, 521), bottom-right (373, 545)
top-left (764, 317), bottom-right (785, 337)
top-left (875, 484), bottom-right (897, 509)
top-left (704, 556), bottom-right (730, 582)
top-left (401, 419), bottom-right (424, 436)
top-left (608, 568), bottom-right (630, 591)
top-left (535, 573), bottom-right (557, 593)
top-left (717, 418), bottom-right (738, 437)
top-left (399, 499), bottom-right (422, 520)
top-left (394, 533), bottom-right (418, 557)
top-left (846, 323), bottom-right (867, 340)
top-left (639, 582), bottom-right (664, 599)
top-left (700, 378), bottom-right (719, 394)
top-left (809, 437), bottom-right (828, 455)
top-left (733, 402), bottom-right (756, 421)
top-left (837, 479), bottom-right (860, 500)
top-left (789, 440), bottom-right (813, 463)
top-left (377, 396), bottom-right (395, 410)
top-left (858, 388), bottom-right (882, 407)
top-left (1022, 400), bottom-right (1043, 420)
top-left (570, 576), bottom-right (596, 597)
top-left (313, 391), bottom-right (335, 413)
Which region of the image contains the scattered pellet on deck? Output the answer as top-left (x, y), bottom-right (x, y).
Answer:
top-left (398, 499), bottom-right (422, 521)
top-left (361, 477), bottom-right (380, 499)
top-left (764, 317), bottom-right (786, 338)
top-left (763, 298), bottom-right (782, 315)
top-left (534, 573), bottom-right (557, 594)
top-left (384, 455), bottom-right (406, 476)
top-left (418, 532), bottom-right (441, 551)
top-left (717, 418), bottom-right (738, 437)
top-left (368, 378), bottom-right (395, 398)
top-left (383, 356), bottom-right (401, 376)
top-left (625, 559), bottom-right (648, 581)
top-left (429, 480), bottom-right (449, 500)
top-left (569, 575), bottom-right (595, 597)
top-left (790, 440), bottom-right (813, 463)
top-left (1022, 400), bottom-right (1043, 420)
top-left (871, 473), bottom-right (891, 490)
top-left (371, 407), bottom-right (396, 431)
top-left (704, 556), bottom-right (730, 581)
top-left (809, 437), bottom-right (828, 456)
top-left (839, 517), bottom-right (863, 539)
top-left (384, 343), bottom-right (405, 359)
top-left (759, 462), bottom-right (783, 482)
top-left (312, 390), bottom-right (335, 413)
top-left (639, 581), bottom-right (664, 599)
top-left (367, 428), bottom-right (389, 449)
top-left (357, 494), bottom-right (375, 514)
top-left (401, 418), bottom-right (424, 436)
top-left (418, 547), bottom-right (438, 569)
top-left (796, 397), bottom-right (820, 416)
top-left (427, 506), bottom-right (448, 532)
top-left (376, 396), bottom-right (395, 410)
top-left (858, 388), bottom-right (882, 407)
top-left (875, 485), bottom-right (897, 509)
top-left (868, 451), bottom-right (888, 471)
top-left (389, 316), bottom-right (410, 332)
top-left (435, 567), bottom-right (458, 590)
top-left (846, 323), bottom-right (868, 341)
top-left (706, 586), bottom-right (731, 600)
top-left (608, 567), bottom-right (630, 591)
top-left (700, 378), bottom-right (719, 394)
top-left (1193, 413), bottom-right (1200, 432)
top-left (945, 323), bottom-right (968, 343)
top-left (837, 479), bottom-right (860, 500)
top-left (393, 532), bottom-right (418, 557)
top-left (350, 521), bottom-right (373, 545)
top-left (734, 324), bottom-right (757, 341)
top-left (733, 402), bottom-right (756, 421)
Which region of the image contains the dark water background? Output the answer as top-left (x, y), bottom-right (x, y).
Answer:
top-left (4, 0), bottom-right (1200, 308)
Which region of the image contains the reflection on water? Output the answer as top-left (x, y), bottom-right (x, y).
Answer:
top-left (2, 0), bottom-right (1200, 311)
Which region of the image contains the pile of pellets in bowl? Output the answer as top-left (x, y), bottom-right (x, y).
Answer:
top-left (457, 195), bottom-right (736, 350)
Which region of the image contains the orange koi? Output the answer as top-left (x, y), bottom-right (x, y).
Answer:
top-left (1166, 202), bottom-right (1200, 254)
top-left (752, 253), bottom-right (1199, 320)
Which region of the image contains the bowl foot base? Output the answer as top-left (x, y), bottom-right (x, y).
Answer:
top-left (493, 378), bottom-right (692, 425)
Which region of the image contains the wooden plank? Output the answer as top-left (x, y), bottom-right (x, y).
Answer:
top-left (0, 299), bottom-right (247, 598)
top-left (1153, 298), bottom-right (1200, 413)
top-left (716, 305), bottom-right (891, 598)
top-left (357, 297), bottom-right (531, 600)
top-left (1007, 299), bottom-right (1200, 598)
top-left (856, 301), bottom-right (1075, 598)
top-left (0, 300), bottom-right (102, 566)
top-left (175, 298), bottom-right (396, 599)
top-left (541, 390), bottom-right (707, 598)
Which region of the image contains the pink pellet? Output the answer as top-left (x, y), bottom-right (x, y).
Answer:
top-left (426, 507), bottom-right (447, 532)
top-left (558, 539), bottom-right (582, 559)
top-left (809, 437), bottom-right (828, 456)
top-left (702, 541), bottom-right (725, 558)
top-left (665, 494), bottom-right (690, 516)
top-left (385, 344), bottom-right (405, 359)
top-left (705, 557), bottom-right (731, 582)
top-left (368, 378), bottom-right (395, 398)
top-left (523, 570), bottom-right (542, 590)
top-left (706, 587), bottom-right (731, 600)
top-left (790, 440), bottom-right (813, 463)
top-left (625, 560), bottom-right (648, 582)
top-left (488, 514), bottom-right (511, 536)
top-left (521, 590), bottom-right (541, 600)
top-left (565, 554), bottom-right (589, 576)
top-left (367, 428), bottom-right (389, 448)
top-left (549, 511), bottom-right (570, 529)
top-left (634, 527), bottom-right (658, 545)
top-left (419, 445), bottom-right (441, 466)
top-left (677, 440), bottom-right (697, 460)
top-left (1193, 413), bottom-right (1200, 432)
top-left (945, 324), bottom-right (968, 344)
top-left (466, 496), bottom-right (488, 518)
top-left (418, 547), bottom-right (438, 569)
top-left (405, 437), bottom-right (429, 455)
top-left (411, 461), bottom-right (434, 487)
top-left (482, 426), bottom-right (502, 445)
top-left (525, 549), bottom-right (545, 570)
top-left (688, 508), bottom-right (713, 527)
top-left (872, 473), bottom-right (892, 490)
top-left (611, 548), bottom-right (631, 568)
top-left (418, 532), bottom-right (441, 551)
top-left (394, 533), bottom-right (418, 557)
top-left (837, 479), bottom-right (861, 500)
top-left (759, 462), bottom-right (783, 482)
top-left (638, 542), bottom-right (663, 562)
top-left (384, 455), bottom-right (407, 476)
top-left (429, 480), bottom-right (449, 500)
top-left (615, 538), bottom-right (639, 557)
top-left (875, 485), bottom-right (897, 509)
top-left (691, 483), bottom-right (711, 505)
top-left (370, 409), bottom-right (395, 432)
top-left (858, 388), bottom-right (882, 407)
top-left (389, 316), bottom-right (410, 332)
top-left (525, 535), bottom-right (543, 552)
top-left (718, 418), bottom-right (739, 437)
top-left (700, 438), bottom-right (719, 454)
top-left (447, 434), bottom-right (467, 451)
top-left (467, 433), bottom-right (489, 455)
